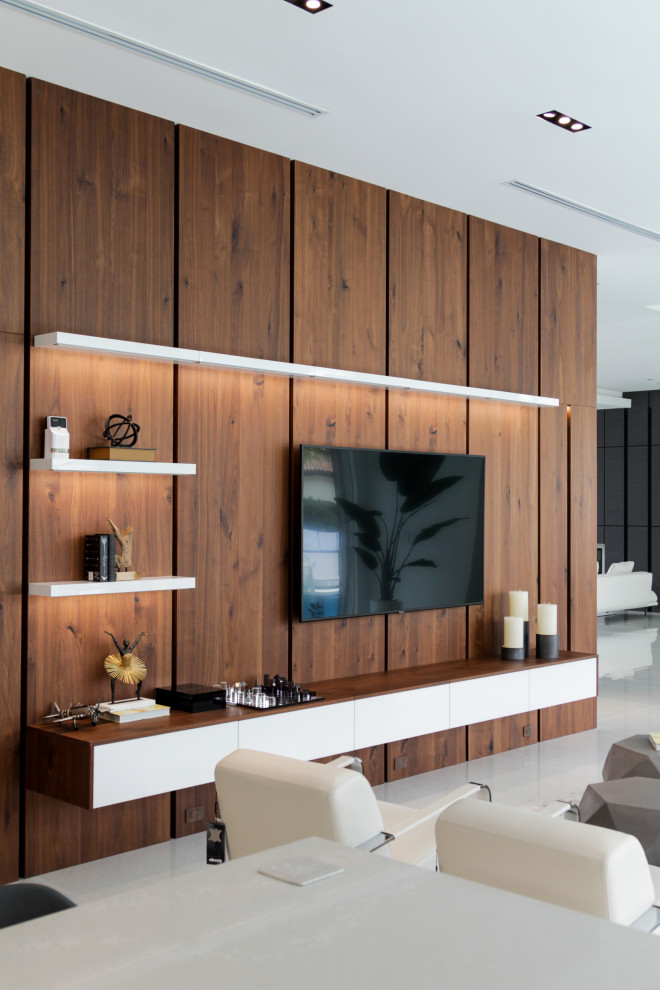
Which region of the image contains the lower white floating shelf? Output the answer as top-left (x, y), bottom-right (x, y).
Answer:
top-left (28, 576), bottom-right (196, 597)
top-left (30, 458), bottom-right (196, 475)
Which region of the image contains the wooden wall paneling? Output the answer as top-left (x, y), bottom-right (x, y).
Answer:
top-left (468, 401), bottom-right (538, 657)
top-left (29, 79), bottom-right (174, 345)
top-left (172, 784), bottom-right (217, 839)
top-left (0, 333), bottom-right (23, 884)
top-left (386, 729), bottom-right (466, 781)
top-left (317, 746), bottom-right (386, 787)
top-left (178, 127), bottom-right (290, 358)
top-left (387, 392), bottom-right (468, 669)
top-left (23, 791), bottom-right (170, 877)
top-left (291, 379), bottom-right (386, 681)
top-left (540, 240), bottom-right (597, 407)
top-left (569, 404), bottom-right (597, 653)
top-left (176, 367), bottom-right (289, 688)
top-left (388, 193), bottom-right (467, 383)
top-left (0, 68), bottom-right (25, 338)
top-left (539, 697), bottom-right (597, 741)
top-left (292, 163), bottom-right (386, 374)
top-left (468, 218), bottom-right (538, 394)
top-left (467, 712), bottom-right (538, 761)
top-left (539, 405), bottom-right (568, 649)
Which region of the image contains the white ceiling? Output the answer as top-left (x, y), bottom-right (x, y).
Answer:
top-left (1, 0), bottom-right (659, 394)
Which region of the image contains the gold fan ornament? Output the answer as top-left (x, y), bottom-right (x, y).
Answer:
top-left (104, 631), bottom-right (147, 703)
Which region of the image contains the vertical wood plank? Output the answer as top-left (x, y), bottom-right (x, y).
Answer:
top-left (293, 163), bottom-right (386, 374)
top-left (178, 126), bottom-right (290, 359)
top-left (0, 68), bottom-right (25, 338)
top-left (387, 392), bottom-right (468, 668)
top-left (469, 218), bottom-right (538, 394)
top-left (176, 367), bottom-right (289, 688)
top-left (0, 333), bottom-right (23, 884)
top-left (570, 404), bottom-right (597, 653)
top-left (387, 729), bottom-right (466, 780)
top-left (539, 405), bottom-right (569, 648)
top-left (539, 697), bottom-right (597, 741)
top-left (468, 401), bottom-right (538, 657)
top-left (467, 712), bottom-right (538, 760)
top-left (30, 79), bottom-right (174, 345)
top-left (540, 241), bottom-right (597, 407)
top-left (317, 747), bottom-right (386, 787)
top-left (291, 379), bottom-right (386, 681)
top-left (388, 193), bottom-right (467, 383)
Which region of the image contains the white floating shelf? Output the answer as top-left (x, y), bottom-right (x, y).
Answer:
top-left (29, 576), bottom-right (196, 597)
top-left (34, 331), bottom-right (559, 409)
top-left (30, 458), bottom-right (196, 475)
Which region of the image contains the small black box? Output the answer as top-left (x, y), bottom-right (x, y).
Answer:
top-left (155, 684), bottom-right (226, 713)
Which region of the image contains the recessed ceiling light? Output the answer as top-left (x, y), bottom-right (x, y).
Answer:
top-left (537, 110), bottom-right (591, 133)
top-left (284, 0), bottom-right (333, 12)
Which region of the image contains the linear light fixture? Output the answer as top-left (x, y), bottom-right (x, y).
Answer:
top-left (506, 180), bottom-right (660, 243)
top-left (0, 0), bottom-right (328, 117)
top-left (34, 332), bottom-right (559, 408)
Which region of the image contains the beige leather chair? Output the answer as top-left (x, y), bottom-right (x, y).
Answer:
top-left (215, 748), bottom-right (487, 868)
top-left (435, 797), bottom-right (660, 931)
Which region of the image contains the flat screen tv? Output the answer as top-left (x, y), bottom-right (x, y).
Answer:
top-left (300, 445), bottom-right (485, 621)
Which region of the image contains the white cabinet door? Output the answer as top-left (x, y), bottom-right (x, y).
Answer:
top-left (237, 702), bottom-right (355, 760)
top-left (449, 671), bottom-right (531, 728)
top-left (354, 685), bottom-right (450, 749)
top-left (93, 721), bottom-right (239, 809)
top-left (529, 657), bottom-right (597, 710)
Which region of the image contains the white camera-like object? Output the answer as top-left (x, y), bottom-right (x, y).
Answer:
top-left (44, 415), bottom-right (70, 460)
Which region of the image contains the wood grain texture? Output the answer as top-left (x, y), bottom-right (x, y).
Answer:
top-left (386, 729), bottom-right (466, 781)
top-left (539, 697), bottom-right (597, 741)
top-left (30, 79), bottom-right (174, 344)
top-left (387, 392), bottom-right (468, 668)
top-left (293, 163), bottom-right (386, 373)
top-left (0, 333), bottom-right (23, 883)
top-left (172, 784), bottom-right (217, 838)
top-left (176, 367), bottom-right (289, 688)
top-left (23, 791), bottom-right (170, 877)
top-left (467, 712), bottom-right (538, 760)
top-left (178, 126), bottom-right (290, 358)
top-left (539, 405), bottom-right (568, 649)
top-left (291, 379), bottom-right (386, 681)
top-left (540, 240), bottom-right (597, 407)
top-left (468, 401), bottom-right (538, 657)
top-left (469, 218), bottom-right (539, 394)
top-left (0, 68), bottom-right (25, 338)
top-left (26, 725), bottom-right (92, 810)
top-left (569, 404), bottom-right (597, 653)
top-left (388, 193), bottom-right (467, 383)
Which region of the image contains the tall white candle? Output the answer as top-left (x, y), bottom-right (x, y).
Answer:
top-left (537, 603), bottom-right (558, 636)
top-left (509, 590), bottom-right (528, 621)
top-left (503, 615), bottom-right (524, 648)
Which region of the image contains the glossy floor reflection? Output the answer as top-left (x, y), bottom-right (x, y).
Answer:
top-left (30, 611), bottom-right (660, 901)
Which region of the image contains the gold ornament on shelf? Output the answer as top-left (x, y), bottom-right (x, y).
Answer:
top-left (108, 518), bottom-right (140, 581)
top-left (104, 631), bottom-right (147, 703)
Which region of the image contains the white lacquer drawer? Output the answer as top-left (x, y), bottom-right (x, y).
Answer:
top-left (449, 670), bottom-right (531, 728)
top-left (237, 701), bottom-right (355, 760)
top-left (354, 685), bottom-right (450, 749)
top-left (529, 657), bottom-right (597, 710)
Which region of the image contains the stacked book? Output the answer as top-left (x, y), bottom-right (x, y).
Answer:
top-left (649, 732), bottom-right (660, 751)
top-left (98, 698), bottom-right (170, 723)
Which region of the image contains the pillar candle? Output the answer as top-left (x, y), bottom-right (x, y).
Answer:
top-left (503, 615), bottom-right (524, 648)
top-left (537, 604), bottom-right (558, 636)
top-left (509, 590), bottom-right (528, 621)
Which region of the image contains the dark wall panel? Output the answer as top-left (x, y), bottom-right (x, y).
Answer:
top-left (597, 411), bottom-right (604, 448)
top-left (604, 526), bottom-right (625, 568)
top-left (627, 445), bottom-right (648, 527)
top-left (540, 241), bottom-right (596, 407)
top-left (651, 392), bottom-right (660, 444)
top-left (178, 126), bottom-right (290, 359)
top-left (627, 527), bottom-right (649, 573)
top-left (293, 163), bottom-right (386, 374)
top-left (0, 333), bottom-right (23, 884)
top-left (603, 446), bottom-right (625, 526)
top-left (469, 218), bottom-right (538, 395)
top-left (652, 528), bottom-right (660, 608)
top-left (604, 409), bottom-right (625, 447)
top-left (0, 68), bottom-right (25, 338)
top-left (652, 445), bottom-right (660, 522)
top-left (388, 192), bottom-right (467, 384)
top-left (30, 79), bottom-right (174, 345)
top-left (626, 392), bottom-right (649, 446)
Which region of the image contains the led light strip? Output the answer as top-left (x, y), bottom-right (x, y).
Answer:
top-left (506, 180), bottom-right (660, 243)
top-left (34, 332), bottom-right (559, 408)
top-left (0, 0), bottom-right (328, 116)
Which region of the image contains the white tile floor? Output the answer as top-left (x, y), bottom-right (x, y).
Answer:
top-left (30, 611), bottom-right (660, 902)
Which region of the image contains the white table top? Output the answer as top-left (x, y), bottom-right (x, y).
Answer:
top-left (3, 837), bottom-right (660, 989)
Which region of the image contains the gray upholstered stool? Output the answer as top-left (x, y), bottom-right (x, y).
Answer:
top-left (579, 777), bottom-right (660, 866)
top-left (602, 735), bottom-right (660, 781)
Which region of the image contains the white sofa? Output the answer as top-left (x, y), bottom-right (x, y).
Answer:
top-left (597, 569), bottom-right (657, 616)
